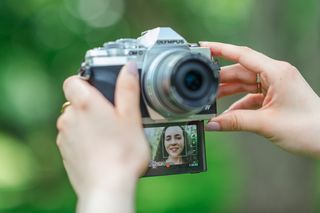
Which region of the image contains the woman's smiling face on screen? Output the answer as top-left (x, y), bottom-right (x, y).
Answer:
top-left (164, 126), bottom-right (185, 158)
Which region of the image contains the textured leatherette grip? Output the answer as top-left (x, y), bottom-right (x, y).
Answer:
top-left (88, 65), bottom-right (123, 104)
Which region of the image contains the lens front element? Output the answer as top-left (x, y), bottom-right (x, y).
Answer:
top-left (173, 60), bottom-right (214, 102)
top-left (184, 71), bottom-right (203, 91)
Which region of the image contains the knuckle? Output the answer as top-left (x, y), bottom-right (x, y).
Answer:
top-left (118, 80), bottom-right (140, 93)
top-left (232, 115), bottom-right (241, 131)
top-left (77, 94), bottom-right (91, 109)
top-left (233, 69), bottom-right (241, 81)
top-left (56, 134), bottom-right (62, 147)
top-left (255, 118), bottom-right (267, 135)
top-left (56, 115), bottom-right (66, 131)
top-left (277, 61), bottom-right (299, 76)
top-left (227, 113), bottom-right (242, 131)
top-left (241, 46), bottom-right (253, 53)
top-left (277, 61), bottom-right (291, 69)
top-left (57, 109), bottom-right (74, 131)
top-left (63, 76), bottom-right (76, 91)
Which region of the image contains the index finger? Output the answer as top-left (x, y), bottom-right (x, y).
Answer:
top-left (63, 75), bottom-right (114, 111)
top-left (200, 42), bottom-right (275, 74)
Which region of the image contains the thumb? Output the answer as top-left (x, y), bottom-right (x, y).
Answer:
top-left (115, 61), bottom-right (141, 121)
top-left (206, 110), bottom-right (262, 133)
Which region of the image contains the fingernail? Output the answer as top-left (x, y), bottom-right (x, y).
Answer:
top-left (206, 122), bottom-right (221, 131)
top-left (126, 61), bottom-right (138, 78)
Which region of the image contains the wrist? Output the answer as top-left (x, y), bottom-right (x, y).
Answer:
top-left (76, 173), bottom-right (138, 213)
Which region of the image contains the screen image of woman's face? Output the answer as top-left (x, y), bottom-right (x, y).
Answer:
top-left (164, 126), bottom-right (185, 158)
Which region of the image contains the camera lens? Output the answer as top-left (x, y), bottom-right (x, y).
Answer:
top-left (143, 50), bottom-right (219, 118)
top-left (172, 60), bottom-right (214, 101)
top-left (184, 71), bottom-right (202, 91)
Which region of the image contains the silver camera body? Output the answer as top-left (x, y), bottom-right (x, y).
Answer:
top-left (80, 27), bottom-right (220, 124)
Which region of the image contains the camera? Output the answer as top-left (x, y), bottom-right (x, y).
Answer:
top-left (79, 27), bottom-right (220, 176)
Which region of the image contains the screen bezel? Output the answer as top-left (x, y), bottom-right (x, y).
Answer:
top-left (143, 120), bottom-right (207, 177)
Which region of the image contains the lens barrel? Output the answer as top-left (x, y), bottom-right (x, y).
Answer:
top-left (143, 50), bottom-right (219, 118)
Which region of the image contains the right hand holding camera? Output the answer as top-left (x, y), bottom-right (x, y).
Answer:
top-left (201, 42), bottom-right (320, 157)
top-left (57, 62), bottom-right (150, 213)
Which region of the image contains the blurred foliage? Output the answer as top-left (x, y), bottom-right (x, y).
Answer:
top-left (0, 0), bottom-right (319, 212)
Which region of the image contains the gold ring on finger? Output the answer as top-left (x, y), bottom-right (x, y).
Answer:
top-left (61, 101), bottom-right (71, 113)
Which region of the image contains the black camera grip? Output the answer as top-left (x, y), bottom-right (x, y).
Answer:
top-left (81, 65), bottom-right (149, 117)
top-left (87, 65), bottom-right (123, 104)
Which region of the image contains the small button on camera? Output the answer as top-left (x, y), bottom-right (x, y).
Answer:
top-left (103, 42), bottom-right (124, 56)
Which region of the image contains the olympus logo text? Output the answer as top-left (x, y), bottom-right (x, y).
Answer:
top-left (156, 40), bottom-right (185, 45)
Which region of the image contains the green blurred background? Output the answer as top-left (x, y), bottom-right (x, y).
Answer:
top-left (0, 0), bottom-right (319, 212)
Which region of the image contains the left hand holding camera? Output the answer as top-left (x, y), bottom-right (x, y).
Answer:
top-left (201, 42), bottom-right (320, 157)
top-left (56, 62), bottom-right (150, 213)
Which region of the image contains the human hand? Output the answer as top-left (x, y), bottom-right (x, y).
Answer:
top-left (200, 42), bottom-right (320, 157)
top-left (56, 62), bottom-right (150, 213)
